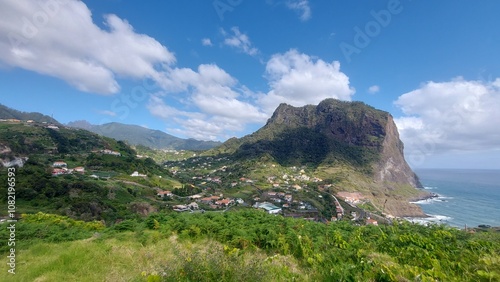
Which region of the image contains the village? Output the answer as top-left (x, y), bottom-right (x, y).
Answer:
top-left (49, 147), bottom-right (377, 224)
top-left (1, 117), bottom-right (379, 225)
top-left (158, 152), bottom-right (379, 225)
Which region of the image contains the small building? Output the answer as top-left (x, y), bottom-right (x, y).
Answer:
top-left (73, 167), bottom-right (85, 174)
top-left (254, 202), bottom-right (282, 214)
top-left (101, 149), bottom-right (121, 156)
top-left (52, 161), bottom-right (67, 167)
top-left (366, 218), bottom-right (378, 226)
top-left (157, 190), bottom-right (173, 198)
top-left (130, 171), bottom-right (147, 177)
top-left (52, 168), bottom-right (66, 176)
top-left (173, 205), bottom-right (189, 212)
top-left (189, 194), bottom-right (203, 200)
top-left (266, 192), bottom-right (277, 197)
top-left (215, 198), bottom-right (233, 207)
top-left (337, 192), bottom-right (365, 204)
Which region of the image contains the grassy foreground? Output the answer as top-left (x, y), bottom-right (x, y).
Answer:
top-left (0, 235), bottom-right (307, 281)
top-left (1, 211), bottom-right (500, 281)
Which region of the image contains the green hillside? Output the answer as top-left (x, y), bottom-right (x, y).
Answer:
top-left (0, 104), bottom-right (60, 124)
top-left (68, 121), bottom-right (221, 150)
top-left (202, 99), bottom-right (426, 218)
top-left (207, 99), bottom-right (390, 170)
top-left (0, 122), bottom-right (182, 222)
top-left (0, 105), bottom-right (499, 281)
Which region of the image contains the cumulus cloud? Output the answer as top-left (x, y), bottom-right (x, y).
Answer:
top-left (201, 38), bottom-right (213, 46)
top-left (286, 0), bottom-right (311, 21)
top-left (221, 27), bottom-right (258, 56)
top-left (147, 95), bottom-right (203, 120)
top-left (150, 50), bottom-right (351, 140)
top-left (258, 49), bottom-right (354, 113)
top-left (394, 77), bottom-right (500, 165)
top-left (149, 64), bottom-right (268, 140)
top-left (368, 85), bottom-right (380, 94)
top-left (0, 0), bottom-right (174, 94)
top-left (0, 1), bottom-right (352, 141)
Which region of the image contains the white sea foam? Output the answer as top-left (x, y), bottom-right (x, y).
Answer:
top-left (410, 194), bottom-right (453, 205)
top-left (405, 214), bottom-right (453, 226)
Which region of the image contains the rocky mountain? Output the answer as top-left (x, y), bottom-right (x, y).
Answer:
top-left (67, 121), bottom-right (221, 151)
top-left (210, 98), bottom-right (427, 217)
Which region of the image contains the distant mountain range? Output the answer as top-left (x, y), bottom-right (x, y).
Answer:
top-left (0, 103), bottom-right (221, 150)
top-left (67, 121), bottom-right (221, 150)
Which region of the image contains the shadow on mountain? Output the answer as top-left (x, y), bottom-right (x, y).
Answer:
top-left (234, 127), bottom-right (380, 169)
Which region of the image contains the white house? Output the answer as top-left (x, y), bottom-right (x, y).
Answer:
top-left (130, 171), bottom-right (147, 177)
top-left (52, 161), bottom-right (67, 167)
top-left (157, 190), bottom-right (173, 198)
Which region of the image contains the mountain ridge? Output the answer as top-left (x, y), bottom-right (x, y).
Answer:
top-left (67, 121), bottom-right (221, 151)
top-left (207, 98), bottom-right (426, 217)
top-left (0, 103), bottom-right (60, 124)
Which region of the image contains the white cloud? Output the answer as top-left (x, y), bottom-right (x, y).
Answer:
top-left (0, 0), bottom-right (174, 94)
top-left (201, 38), bottom-right (213, 46)
top-left (0, 2), bottom-right (351, 141)
top-left (97, 110), bottom-right (117, 117)
top-left (368, 85), bottom-right (380, 94)
top-left (394, 77), bottom-right (500, 165)
top-left (259, 49), bottom-right (355, 113)
top-left (286, 0), bottom-right (311, 21)
top-left (147, 95), bottom-right (203, 120)
top-left (193, 94), bottom-right (268, 122)
top-left (222, 27), bottom-right (258, 56)
top-left (149, 64), bottom-right (268, 140)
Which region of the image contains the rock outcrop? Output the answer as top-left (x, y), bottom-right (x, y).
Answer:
top-left (215, 98), bottom-right (427, 217)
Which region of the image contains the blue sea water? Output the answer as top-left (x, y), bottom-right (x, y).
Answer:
top-left (410, 169), bottom-right (500, 228)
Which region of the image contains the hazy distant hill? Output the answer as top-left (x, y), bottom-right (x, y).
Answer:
top-left (0, 103), bottom-right (60, 124)
top-left (67, 121), bottom-right (221, 150)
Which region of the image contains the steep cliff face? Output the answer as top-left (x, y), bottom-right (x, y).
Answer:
top-left (257, 99), bottom-right (421, 187)
top-left (375, 115), bottom-right (422, 188)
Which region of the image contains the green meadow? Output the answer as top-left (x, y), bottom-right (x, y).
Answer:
top-left (1, 211), bottom-right (499, 281)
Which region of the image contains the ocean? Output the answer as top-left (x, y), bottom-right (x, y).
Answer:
top-left (409, 169), bottom-right (500, 228)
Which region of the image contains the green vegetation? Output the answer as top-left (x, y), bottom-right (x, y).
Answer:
top-left (135, 145), bottom-right (200, 163)
top-left (70, 121), bottom-right (221, 150)
top-left (0, 103), bottom-right (59, 124)
top-left (0, 123), bottom-right (182, 222)
top-left (1, 210), bottom-right (499, 281)
top-left (205, 99), bottom-right (392, 173)
top-left (2, 101), bottom-right (493, 280)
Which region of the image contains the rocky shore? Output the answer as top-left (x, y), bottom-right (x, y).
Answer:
top-left (410, 191), bottom-right (439, 203)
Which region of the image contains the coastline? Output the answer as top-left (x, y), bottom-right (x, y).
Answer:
top-left (409, 190), bottom-right (440, 205)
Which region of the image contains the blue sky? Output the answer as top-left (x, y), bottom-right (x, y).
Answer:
top-left (1, 0), bottom-right (500, 169)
